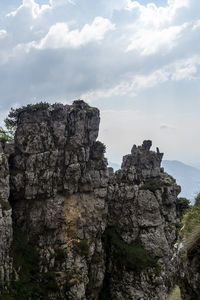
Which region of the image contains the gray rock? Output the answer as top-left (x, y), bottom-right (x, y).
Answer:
top-left (0, 150), bottom-right (12, 293)
top-left (0, 101), bottom-right (182, 299)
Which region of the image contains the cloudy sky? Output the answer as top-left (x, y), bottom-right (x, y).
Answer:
top-left (0, 0), bottom-right (200, 165)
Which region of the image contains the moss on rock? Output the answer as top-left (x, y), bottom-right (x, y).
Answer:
top-left (105, 227), bottom-right (158, 273)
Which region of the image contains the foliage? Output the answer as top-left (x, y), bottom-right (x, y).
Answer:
top-left (2, 226), bottom-right (58, 300)
top-left (71, 100), bottom-right (93, 112)
top-left (0, 197), bottom-right (11, 211)
top-left (195, 193), bottom-right (200, 206)
top-left (166, 286), bottom-right (181, 300)
top-left (4, 102), bottom-right (50, 128)
top-left (1, 102), bottom-right (50, 144)
top-left (183, 193), bottom-right (200, 235)
top-left (0, 127), bottom-right (13, 143)
top-left (91, 251), bottom-right (103, 264)
top-left (73, 239), bottom-right (90, 257)
top-left (105, 227), bottom-right (158, 273)
top-left (182, 193), bottom-right (200, 258)
top-left (184, 226), bottom-right (200, 259)
top-left (64, 269), bottom-right (81, 291)
top-left (140, 178), bottom-right (165, 193)
top-left (176, 197), bottom-right (190, 215)
top-left (95, 141), bottom-right (106, 154)
top-left (54, 247), bottom-right (67, 265)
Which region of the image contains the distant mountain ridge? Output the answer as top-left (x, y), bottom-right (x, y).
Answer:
top-left (162, 160), bottom-right (200, 203)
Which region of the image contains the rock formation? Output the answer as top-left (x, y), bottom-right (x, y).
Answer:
top-left (0, 143), bottom-right (12, 291)
top-left (106, 142), bottom-right (180, 300)
top-left (0, 100), bottom-right (181, 299)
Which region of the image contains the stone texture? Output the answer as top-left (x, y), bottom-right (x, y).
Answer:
top-left (0, 143), bottom-right (12, 293)
top-left (9, 101), bottom-right (108, 299)
top-left (0, 101), bottom-right (182, 299)
top-left (106, 143), bottom-right (181, 300)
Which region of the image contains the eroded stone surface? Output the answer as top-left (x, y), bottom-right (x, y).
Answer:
top-left (1, 101), bottom-right (182, 299)
top-left (0, 144), bottom-right (12, 292)
top-left (106, 144), bottom-right (180, 300)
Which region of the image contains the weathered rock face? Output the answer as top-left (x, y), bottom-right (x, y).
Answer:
top-left (0, 143), bottom-right (12, 292)
top-left (106, 142), bottom-right (181, 300)
top-left (1, 100), bottom-right (181, 299)
top-left (9, 101), bottom-right (109, 299)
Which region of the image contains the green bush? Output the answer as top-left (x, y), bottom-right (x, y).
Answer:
top-left (105, 227), bottom-right (158, 273)
top-left (140, 178), bottom-right (164, 193)
top-left (183, 194), bottom-right (200, 235)
top-left (195, 193), bottom-right (200, 206)
top-left (176, 197), bottom-right (190, 217)
top-left (4, 102), bottom-right (50, 128)
top-left (0, 127), bottom-right (13, 143)
top-left (95, 141), bottom-right (106, 154)
top-left (73, 239), bottom-right (90, 257)
top-left (182, 193), bottom-right (200, 258)
top-left (54, 247), bottom-right (67, 264)
top-left (64, 269), bottom-right (81, 291)
top-left (0, 198), bottom-right (11, 211)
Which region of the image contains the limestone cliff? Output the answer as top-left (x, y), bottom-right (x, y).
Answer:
top-left (105, 141), bottom-right (180, 300)
top-left (0, 143), bottom-right (12, 291)
top-left (0, 100), bottom-right (181, 300)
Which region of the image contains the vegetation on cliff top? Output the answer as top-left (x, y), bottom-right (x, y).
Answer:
top-left (0, 127), bottom-right (14, 143)
top-left (1, 102), bottom-right (50, 143)
top-left (176, 197), bottom-right (190, 218)
top-left (5, 102), bottom-right (50, 128)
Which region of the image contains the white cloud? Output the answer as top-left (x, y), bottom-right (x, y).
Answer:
top-left (81, 69), bottom-right (169, 102)
top-left (7, 0), bottom-right (52, 19)
top-left (28, 17), bottom-right (115, 49)
top-left (125, 0), bottom-right (189, 26)
top-left (121, 0), bottom-right (191, 56)
top-left (171, 56), bottom-right (200, 80)
top-left (82, 55), bottom-right (200, 102)
top-left (50, 0), bottom-right (75, 6)
top-left (127, 24), bottom-right (188, 55)
top-left (0, 30), bottom-right (7, 39)
top-left (192, 19), bottom-right (200, 30)
top-left (171, 64), bottom-right (197, 81)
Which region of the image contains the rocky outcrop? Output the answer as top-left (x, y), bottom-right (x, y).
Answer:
top-left (105, 141), bottom-right (181, 300)
top-left (0, 100), bottom-right (181, 299)
top-left (0, 143), bottom-right (12, 293)
top-left (9, 101), bottom-right (108, 299)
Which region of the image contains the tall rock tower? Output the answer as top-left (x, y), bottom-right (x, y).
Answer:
top-left (0, 101), bottom-right (181, 299)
